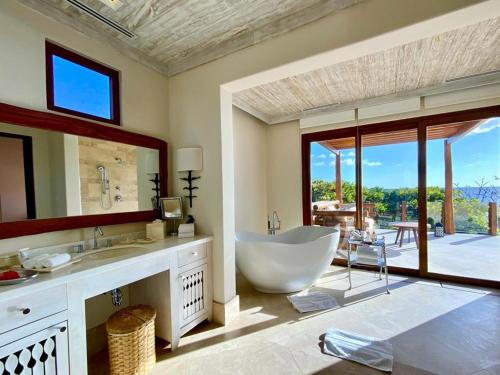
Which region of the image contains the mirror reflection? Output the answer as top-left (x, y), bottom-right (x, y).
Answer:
top-left (160, 197), bottom-right (183, 219)
top-left (0, 122), bottom-right (160, 223)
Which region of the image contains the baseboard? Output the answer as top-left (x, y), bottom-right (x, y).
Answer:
top-left (212, 295), bottom-right (240, 325)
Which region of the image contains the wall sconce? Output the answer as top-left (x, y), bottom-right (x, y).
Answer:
top-left (177, 147), bottom-right (202, 208)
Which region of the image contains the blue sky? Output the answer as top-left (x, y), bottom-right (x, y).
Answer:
top-left (53, 55), bottom-right (111, 119)
top-left (311, 117), bottom-right (500, 188)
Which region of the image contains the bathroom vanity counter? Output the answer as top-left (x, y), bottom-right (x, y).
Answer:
top-left (0, 235), bottom-right (213, 374)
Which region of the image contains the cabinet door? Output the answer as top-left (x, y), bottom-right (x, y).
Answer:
top-left (179, 263), bottom-right (208, 327)
top-left (0, 321), bottom-right (69, 375)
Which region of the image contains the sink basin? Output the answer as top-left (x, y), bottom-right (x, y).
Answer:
top-left (77, 245), bottom-right (146, 261)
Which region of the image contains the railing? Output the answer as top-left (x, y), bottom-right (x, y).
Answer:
top-left (315, 199), bottom-right (498, 236)
top-left (426, 200), bottom-right (498, 235)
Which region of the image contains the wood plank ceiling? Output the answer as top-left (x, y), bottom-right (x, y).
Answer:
top-left (233, 17), bottom-right (500, 124)
top-left (19, 0), bottom-right (365, 76)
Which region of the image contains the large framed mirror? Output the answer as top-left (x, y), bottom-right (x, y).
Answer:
top-left (0, 102), bottom-right (167, 239)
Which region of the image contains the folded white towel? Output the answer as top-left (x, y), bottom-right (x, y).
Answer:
top-left (287, 291), bottom-right (338, 313)
top-left (22, 254), bottom-right (51, 269)
top-left (178, 223), bottom-right (195, 234)
top-left (357, 245), bottom-right (379, 259)
top-left (22, 253), bottom-right (71, 269)
top-left (322, 328), bottom-right (393, 372)
top-left (40, 253), bottom-right (71, 268)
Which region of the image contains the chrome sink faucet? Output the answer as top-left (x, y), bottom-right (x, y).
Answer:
top-left (93, 226), bottom-right (104, 250)
top-left (267, 211), bottom-right (281, 235)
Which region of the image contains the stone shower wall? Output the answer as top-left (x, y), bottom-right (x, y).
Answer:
top-left (78, 137), bottom-right (139, 214)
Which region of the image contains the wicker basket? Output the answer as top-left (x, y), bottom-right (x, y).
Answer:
top-left (106, 305), bottom-right (157, 375)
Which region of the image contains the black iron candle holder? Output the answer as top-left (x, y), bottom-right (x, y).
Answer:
top-left (180, 170), bottom-right (200, 208)
top-left (149, 173), bottom-right (161, 210)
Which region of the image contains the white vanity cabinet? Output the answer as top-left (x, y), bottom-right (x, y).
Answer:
top-left (130, 240), bottom-right (213, 345)
top-left (0, 286), bottom-right (69, 375)
top-left (177, 243), bottom-right (211, 335)
top-left (1, 236), bottom-right (213, 374)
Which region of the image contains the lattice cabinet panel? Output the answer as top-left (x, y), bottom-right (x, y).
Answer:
top-left (179, 263), bottom-right (208, 327)
top-left (0, 321), bottom-right (69, 375)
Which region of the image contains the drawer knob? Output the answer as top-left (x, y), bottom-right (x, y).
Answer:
top-left (59, 326), bottom-right (67, 333)
top-left (20, 308), bottom-right (31, 315)
top-left (191, 252), bottom-right (198, 256)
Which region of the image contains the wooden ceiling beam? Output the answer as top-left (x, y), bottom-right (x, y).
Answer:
top-left (446, 120), bottom-right (485, 144)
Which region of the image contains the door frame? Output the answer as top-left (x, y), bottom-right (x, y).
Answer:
top-left (0, 132), bottom-right (36, 220)
top-left (302, 105), bottom-right (500, 289)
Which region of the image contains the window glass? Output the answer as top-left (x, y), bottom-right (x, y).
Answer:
top-left (52, 55), bottom-right (111, 120)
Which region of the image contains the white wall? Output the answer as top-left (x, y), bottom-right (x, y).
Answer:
top-left (233, 107), bottom-right (268, 233)
top-left (169, 0), bottom-right (481, 307)
top-left (266, 121), bottom-right (303, 231)
top-left (64, 134), bottom-right (82, 216)
top-left (0, 122), bottom-right (57, 219)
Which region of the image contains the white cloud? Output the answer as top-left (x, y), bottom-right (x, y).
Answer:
top-left (347, 151), bottom-right (355, 157)
top-left (363, 159), bottom-right (382, 167)
top-left (329, 153), bottom-right (335, 158)
top-left (313, 162), bottom-right (326, 167)
top-left (396, 163), bottom-right (403, 167)
top-left (310, 154), bottom-right (315, 158)
top-left (342, 158), bottom-right (355, 166)
top-left (317, 154), bottom-right (327, 159)
top-left (467, 118), bottom-right (500, 136)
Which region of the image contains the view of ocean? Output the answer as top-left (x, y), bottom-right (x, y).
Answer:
top-left (455, 186), bottom-right (500, 204)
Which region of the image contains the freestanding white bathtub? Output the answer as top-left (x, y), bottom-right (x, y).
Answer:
top-left (235, 225), bottom-right (340, 293)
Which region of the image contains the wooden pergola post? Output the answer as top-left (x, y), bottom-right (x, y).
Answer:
top-left (443, 140), bottom-right (455, 234)
top-left (401, 201), bottom-right (407, 222)
top-left (489, 202), bottom-right (497, 236)
top-left (335, 152), bottom-right (342, 203)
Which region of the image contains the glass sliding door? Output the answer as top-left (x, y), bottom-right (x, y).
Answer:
top-left (426, 118), bottom-right (500, 281)
top-left (310, 136), bottom-right (356, 252)
top-left (361, 128), bottom-right (419, 270)
top-left (303, 107), bottom-right (500, 286)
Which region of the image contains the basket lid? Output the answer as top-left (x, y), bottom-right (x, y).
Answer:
top-left (106, 305), bottom-right (156, 334)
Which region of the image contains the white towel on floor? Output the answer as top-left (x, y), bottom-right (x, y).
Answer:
top-left (287, 291), bottom-right (338, 313)
top-left (322, 328), bottom-right (393, 372)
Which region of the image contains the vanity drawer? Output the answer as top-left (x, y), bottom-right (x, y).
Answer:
top-left (178, 244), bottom-right (207, 267)
top-left (0, 284), bottom-right (67, 334)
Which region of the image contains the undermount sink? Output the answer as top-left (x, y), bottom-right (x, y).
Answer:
top-left (77, 245), bottom-right (146, 261)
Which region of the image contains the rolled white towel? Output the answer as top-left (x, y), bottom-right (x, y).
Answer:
top-left (22, 254), bottom-right (51, 269)
top-left (40, 253), bottom-right (71, 268)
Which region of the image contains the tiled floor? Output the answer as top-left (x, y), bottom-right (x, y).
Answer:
top-left (336, 230), bottom-right (500, 281)
top-left (104, 267), bottom-right (500, 375)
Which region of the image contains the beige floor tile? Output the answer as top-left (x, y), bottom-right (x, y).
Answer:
top-left (90, 266), bottom-right (500, 375)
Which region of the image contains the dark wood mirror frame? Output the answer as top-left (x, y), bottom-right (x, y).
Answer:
top-left (0, 102), bottom-right (167, 240)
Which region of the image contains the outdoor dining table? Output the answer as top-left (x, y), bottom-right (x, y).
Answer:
top-left (389, 221), bottom-right (421, 249)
